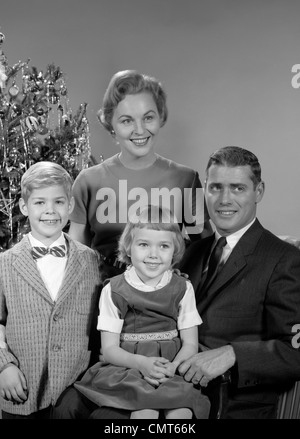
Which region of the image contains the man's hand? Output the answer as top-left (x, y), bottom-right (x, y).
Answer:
top-left (0, 364), bottom-right (28, 404)
top-left (178, 345), bottom-right (236, 387)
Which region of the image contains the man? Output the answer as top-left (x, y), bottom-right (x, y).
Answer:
top-left (178, 146), bottom-right (300, 419)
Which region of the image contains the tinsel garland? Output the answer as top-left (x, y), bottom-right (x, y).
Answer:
top-left (0, 29), bottom-right (93, 250)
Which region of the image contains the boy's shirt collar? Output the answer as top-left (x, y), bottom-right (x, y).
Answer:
top-left (28, 232), bottom-right (66, 249)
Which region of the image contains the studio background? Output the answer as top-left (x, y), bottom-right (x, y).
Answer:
top-left (1, 0), bottom-right (300, 237)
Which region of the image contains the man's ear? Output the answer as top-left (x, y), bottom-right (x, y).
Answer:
top-left (255, 181), bottom-right (265, 204)
top-left (204, 179), bottom-right (209, 198)
top-left (68, 196), bottom-right (75, 215)
top-left (19, 198), bottom-right (28, 216)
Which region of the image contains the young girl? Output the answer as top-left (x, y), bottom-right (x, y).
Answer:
top-left (74, 205), bottom-right (210, 419)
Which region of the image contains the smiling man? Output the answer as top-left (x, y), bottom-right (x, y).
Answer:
top-left (178, 146), bottom-right (300, 419)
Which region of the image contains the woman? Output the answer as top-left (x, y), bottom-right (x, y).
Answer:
top-left (68, 70), bottom-right (212, 282)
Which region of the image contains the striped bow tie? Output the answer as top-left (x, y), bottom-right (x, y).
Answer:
top-left (31, 245), bottom-right (67, 260)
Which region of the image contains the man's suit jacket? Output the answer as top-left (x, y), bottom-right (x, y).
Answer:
top-left (179, 219), bottom-right (300, 417)
top-left (0, 233), bottom-right (101, 415)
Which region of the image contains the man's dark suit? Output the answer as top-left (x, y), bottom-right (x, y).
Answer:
top-left (179, 219), bottom-right (300, 418)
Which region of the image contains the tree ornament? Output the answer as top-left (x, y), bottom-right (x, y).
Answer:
top-left (62, 114), bottom-right (70, 126)
top-left (11, 102), bottom-right (22, 116)
top-left (31, 145), bottom-right (41, 160)
top-left (0, 60), bottom-right (7, 90)
top-left (47, 81), bottom-right (55, 92)
top-left (9, 183), bottom-right (19, 195)
top-left (8, 84), bottom-right (20, 98)
top-left (8, 170), bottom-right (21, 193)
top-left (36, 107), bottom-right (44, 116)
top-left (49, 93), bottom-right (59, 104)
top-left (60, 84), bottom-right (68, 96)
top-left (8, 147), bottom-right (20, 163)
top-left (25, 115), bottom-right (38, 132)
top-left (36, 124), bottom-right (48, 136)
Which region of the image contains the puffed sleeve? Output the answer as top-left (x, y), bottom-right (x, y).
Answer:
top-left (177, 280), bottom-right (202, 330)
top-left (97, 283), bottom-right (124, 333)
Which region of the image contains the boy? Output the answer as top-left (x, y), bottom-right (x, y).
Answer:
top-left (0, 162), bottom-right (101, 418)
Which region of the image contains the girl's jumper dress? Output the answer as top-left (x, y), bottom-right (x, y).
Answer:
top-left (74, 269), bottom-right (210, 418)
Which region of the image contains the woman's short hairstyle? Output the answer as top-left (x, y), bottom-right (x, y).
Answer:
top-left (21, 161), bottom-right (73, 202)
top-left (118, 205), bottom-right (185, 266)
top-left (205, 146), bottom-right (262, 188)
top-left (98, 70), bottom-right (168, 133)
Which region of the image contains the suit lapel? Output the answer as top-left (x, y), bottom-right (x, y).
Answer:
top-left (193, 237), bottom-right (214, 304)
top-left (12, 234), bottom-right (89, 305)
top-left (198, 245), bottom-right (247, 313)
top-left (55, 236), bottom-right (87, 305)
top-left (180, 235), bottom-right (214, 304)
top-left (12, 236), bottom-right (53, 304)
top-left (197, 219), bottom-right (264, 313)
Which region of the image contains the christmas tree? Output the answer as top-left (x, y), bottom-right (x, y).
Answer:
top-left (0, 29), bottom-right (94, 251)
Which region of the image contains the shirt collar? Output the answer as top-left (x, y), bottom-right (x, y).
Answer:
top-left (215, 217), bottom-right (256, 251)
top-left (124, 266), bottom-right (172, 291)
top-left (28, 232), bottom-right (66, 248)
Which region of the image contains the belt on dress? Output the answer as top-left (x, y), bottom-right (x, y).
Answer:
top-left (120, 329), bottom-right (178, 342)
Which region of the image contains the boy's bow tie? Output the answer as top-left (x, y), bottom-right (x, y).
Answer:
top-left (31, 245), bottom-right (67, 260)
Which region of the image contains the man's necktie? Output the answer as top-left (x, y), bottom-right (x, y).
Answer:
top-left (31, 245), bottom-right (67, 260)
top-left (200, 236), bottom-right (227, 293)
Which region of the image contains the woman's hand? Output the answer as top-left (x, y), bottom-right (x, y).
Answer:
top-left (172, 268), bottom-right (189, 279)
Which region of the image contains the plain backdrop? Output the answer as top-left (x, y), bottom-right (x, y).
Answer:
top-left (1, 0), bottom-right (300, 237)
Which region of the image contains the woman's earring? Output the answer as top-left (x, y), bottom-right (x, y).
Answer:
top-left (111, 129), bottom-right (119, 144)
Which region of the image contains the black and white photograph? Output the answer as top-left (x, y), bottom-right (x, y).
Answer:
top-left (0, 0), bottom-right (300, 430)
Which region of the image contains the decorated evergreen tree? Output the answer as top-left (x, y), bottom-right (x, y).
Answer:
top-left (0, 29), bottom-right (94, 251)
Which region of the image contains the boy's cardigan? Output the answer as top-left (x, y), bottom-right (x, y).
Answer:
top-left (0, 233), bottom-right (101, 415)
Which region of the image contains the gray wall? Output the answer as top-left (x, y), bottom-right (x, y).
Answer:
top-left (2, 0), bottom-right (300, 236)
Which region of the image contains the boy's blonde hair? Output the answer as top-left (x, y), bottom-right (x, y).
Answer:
top-left (118, 205), bottom-right (186, 266)
top-left (21, 162), bottom-right (73, 202)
